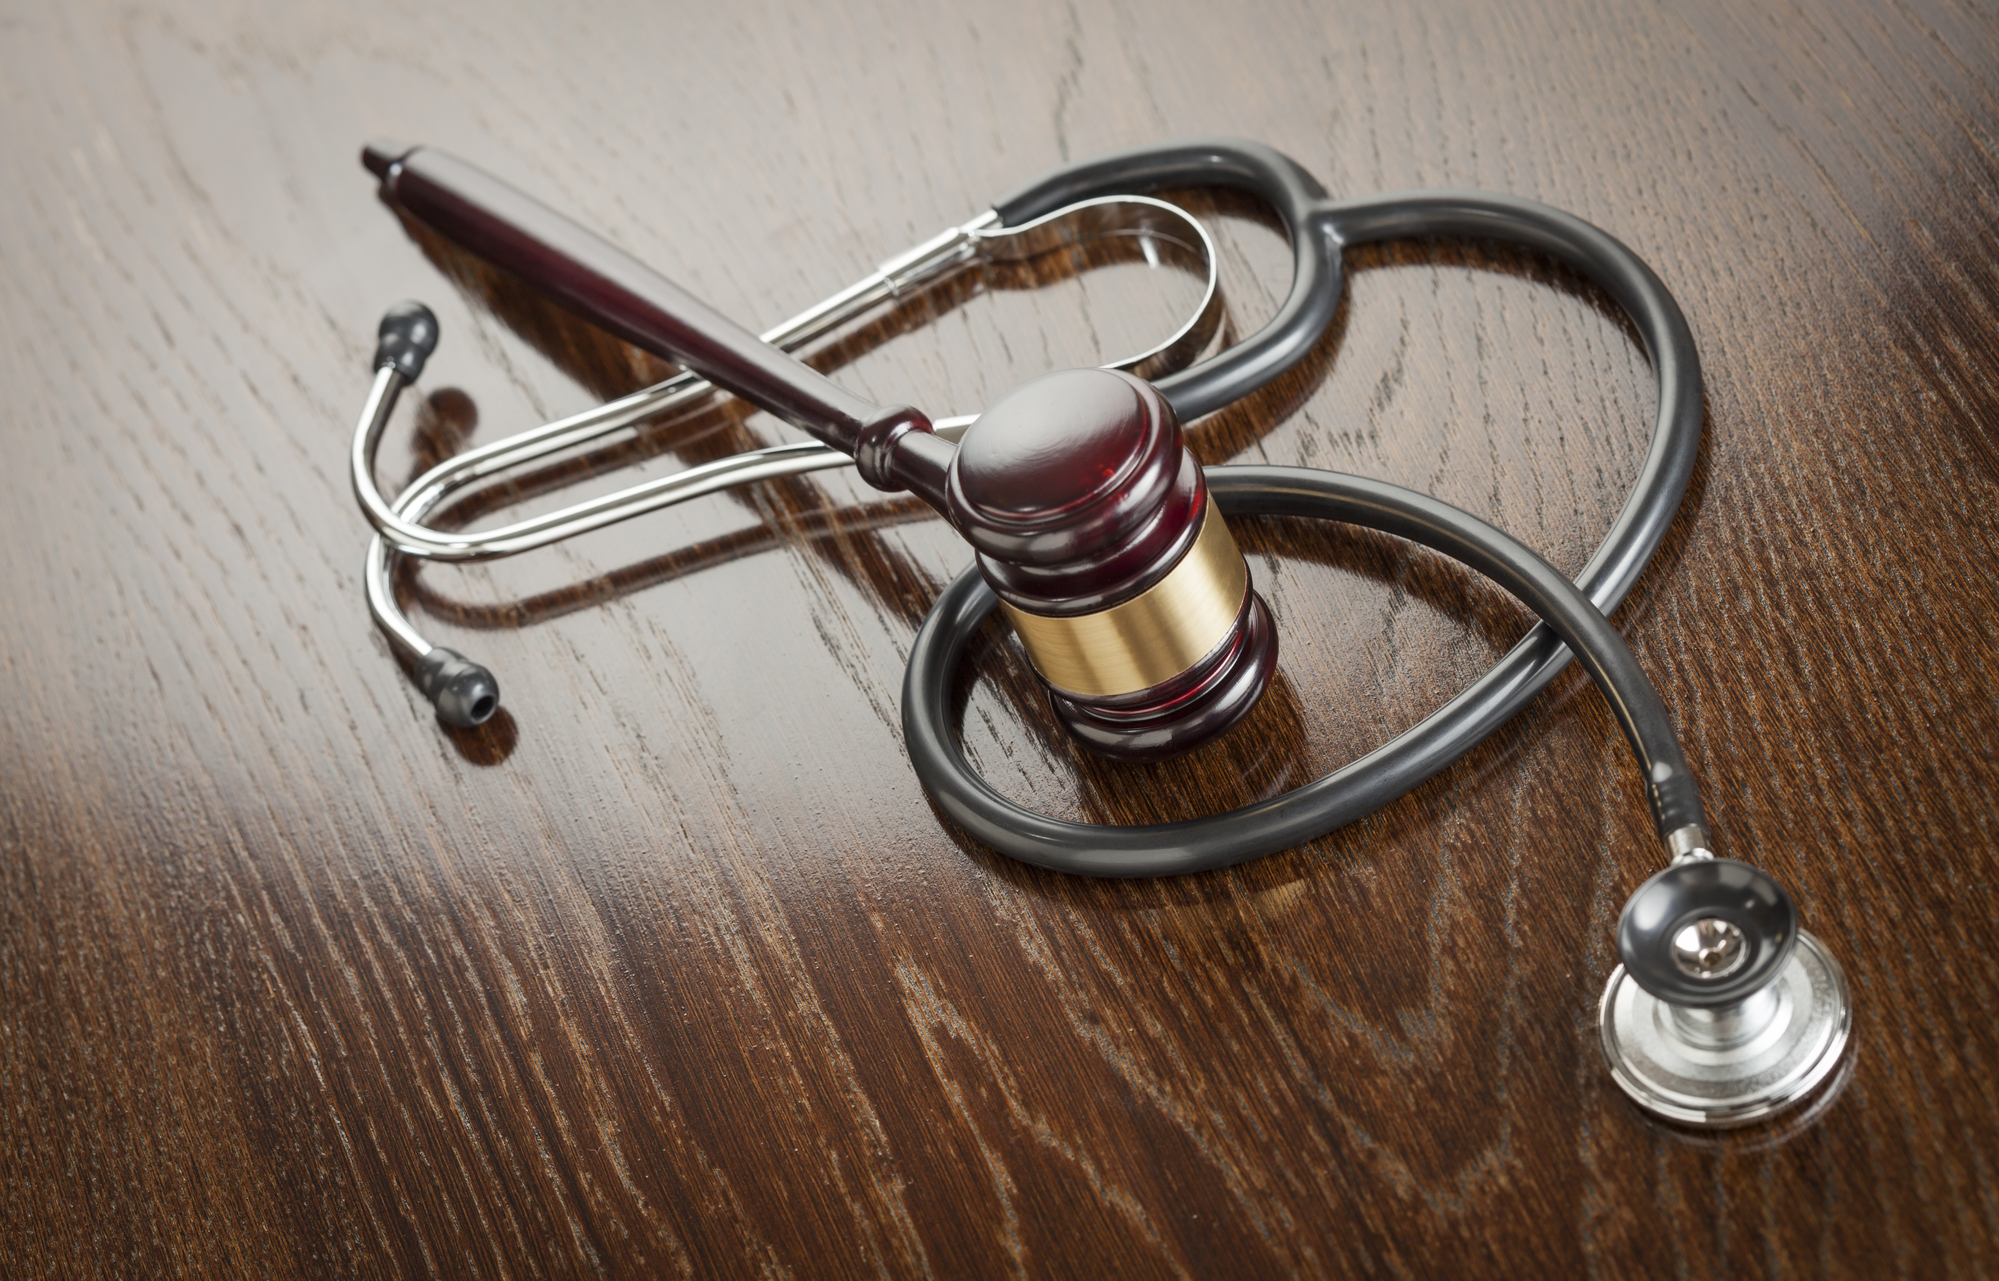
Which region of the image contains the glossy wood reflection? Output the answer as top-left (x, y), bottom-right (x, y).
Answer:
top-left (2, 0), bottom-right (1997, 1277)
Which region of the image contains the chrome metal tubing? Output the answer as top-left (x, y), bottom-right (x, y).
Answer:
top-left (366, 418), bottom-right (978, 660)
top-left (358, 196), bottom-right (1223, 658)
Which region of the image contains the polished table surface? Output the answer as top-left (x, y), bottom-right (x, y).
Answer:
top-left (3, 0), bottom-right (1997, 1275)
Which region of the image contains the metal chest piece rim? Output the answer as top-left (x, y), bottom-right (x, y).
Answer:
top-left (1598, 929), bottom-right (1853, 1128)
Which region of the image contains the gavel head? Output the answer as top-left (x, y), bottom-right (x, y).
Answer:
top-left (946, 368), bottom-right (1277, 761)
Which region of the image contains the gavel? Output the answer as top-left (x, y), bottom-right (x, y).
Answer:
top-left (363, 143), bottom-right (1276, 761)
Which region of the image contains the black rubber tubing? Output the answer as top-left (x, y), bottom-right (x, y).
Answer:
top-left (902, 466), bottom-right (1705, 878)
top-left (952, 141), bottom-right (1705, 874)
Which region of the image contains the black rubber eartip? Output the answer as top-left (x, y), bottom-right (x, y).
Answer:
top-left (1617, 858), bottom-right (1799, 1008)
top-left (374, 300), bottom-right (440, 380)
top-left (415, 647), bottom-right (500, 728)
top-left (361, 139), bottom-right (413, 180)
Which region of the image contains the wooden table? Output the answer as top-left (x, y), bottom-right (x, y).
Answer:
top-left (4, 0), bottom-right (1995, 1274)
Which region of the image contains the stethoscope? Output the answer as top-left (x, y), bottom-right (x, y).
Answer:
top-left (349, 137), bottom-right (1851, 1130)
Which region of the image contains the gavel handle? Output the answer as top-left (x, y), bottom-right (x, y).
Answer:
top-left (363, 141), bottom-right (952, 506)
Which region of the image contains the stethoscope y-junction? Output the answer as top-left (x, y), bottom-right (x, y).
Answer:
top-left (349, 137), bottom-right (1851, 1129)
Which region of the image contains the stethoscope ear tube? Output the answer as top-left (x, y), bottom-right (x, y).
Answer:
top-left (901, 465), bottom-right (1703, 878)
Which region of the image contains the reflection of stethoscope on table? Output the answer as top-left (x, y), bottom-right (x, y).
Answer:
top-left (350, 138), bottom-right (1851, 1129)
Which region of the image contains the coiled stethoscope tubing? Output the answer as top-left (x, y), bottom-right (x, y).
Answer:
top-left (906, 464), bottom-right (1706, 876)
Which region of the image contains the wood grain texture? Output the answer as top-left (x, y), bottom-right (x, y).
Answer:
top-left (3, 0), bottom-right (1997, 1275)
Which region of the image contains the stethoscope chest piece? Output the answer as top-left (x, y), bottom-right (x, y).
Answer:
top-left (1599, 859), bottom-right (1853, 1127)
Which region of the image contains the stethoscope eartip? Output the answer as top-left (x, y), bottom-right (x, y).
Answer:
top-left (374, 300), bottom-right (439, 381)
top-left (415, 646), bottom-right (498, 728)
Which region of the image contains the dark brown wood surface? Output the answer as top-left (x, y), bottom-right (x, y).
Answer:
top-left (3, 0), bottom-right (1996, 1275)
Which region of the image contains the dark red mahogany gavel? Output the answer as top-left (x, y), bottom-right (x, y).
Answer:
top-left (363, 143), bottom-right (1276, 760)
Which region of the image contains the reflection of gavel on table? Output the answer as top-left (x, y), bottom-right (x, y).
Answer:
top-left (363, 142), bottom-right (1274, 760)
